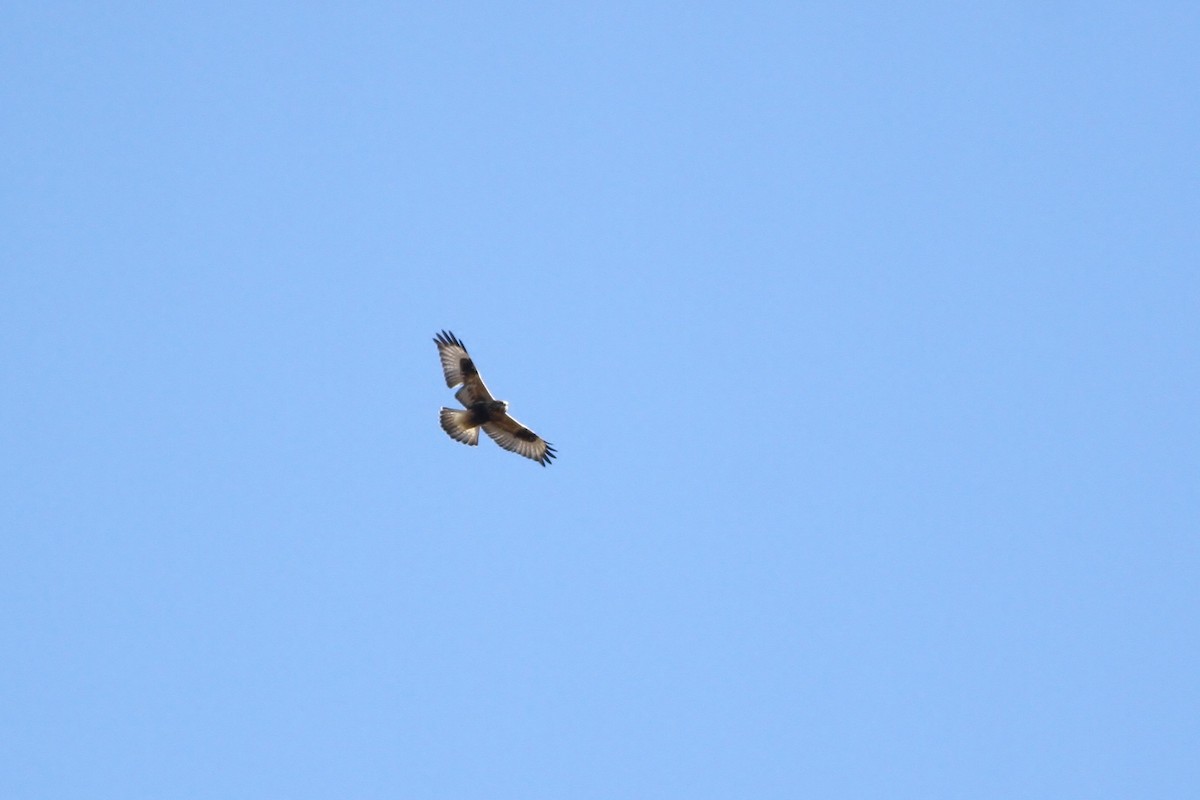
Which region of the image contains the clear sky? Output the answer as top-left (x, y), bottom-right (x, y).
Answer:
top-left (3, 3), bottom-right (1197, 798)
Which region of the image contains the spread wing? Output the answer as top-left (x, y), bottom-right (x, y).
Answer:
top-left (434, 330), bottom-right (493, 406)
top-left (483, 413), bottom-right (557, 467)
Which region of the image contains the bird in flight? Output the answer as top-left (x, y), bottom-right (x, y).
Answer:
top-left (433, 330), bottom-right (557, 466)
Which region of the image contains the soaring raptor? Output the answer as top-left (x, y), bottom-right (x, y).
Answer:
top-left (433, 330), bottom-right (557, 466)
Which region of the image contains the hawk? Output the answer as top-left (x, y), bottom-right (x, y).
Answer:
top-left (433, 330), bottom-right (557, 466)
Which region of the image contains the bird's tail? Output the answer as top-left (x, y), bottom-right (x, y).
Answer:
top-left (440, 408), bottom-right (479, 446)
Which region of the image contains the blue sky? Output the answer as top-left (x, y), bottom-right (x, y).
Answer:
top-left (2, 3), bottom-right (1197, 797)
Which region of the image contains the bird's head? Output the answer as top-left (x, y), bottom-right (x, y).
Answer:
top-left (489, 400), bottom-right (509, 413)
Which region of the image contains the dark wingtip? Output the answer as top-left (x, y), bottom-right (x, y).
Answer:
top-left (434, 330), bottom-right (465, 349)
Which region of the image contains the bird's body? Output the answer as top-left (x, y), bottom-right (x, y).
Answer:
top-left (433, 331), bottom-right (556, 466)
top-left (466, 401), bottom-right (504, 425)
